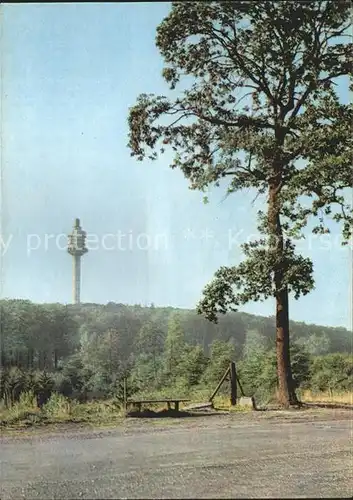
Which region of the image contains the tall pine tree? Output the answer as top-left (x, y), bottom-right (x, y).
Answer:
top-left (128, 1), bottom-right (352, 406)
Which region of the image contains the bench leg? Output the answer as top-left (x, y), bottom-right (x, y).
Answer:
top-left (175, 401), bottom-right (179, 412)
top-left (167, 402), bottom-right (171, 410)
top-left (136, 403), bottom-right (141, 412)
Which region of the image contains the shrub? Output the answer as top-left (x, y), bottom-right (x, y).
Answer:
top-left (0, 368), bottom-right (27, 406)
top-left (36, 371), bottom-right (55, 407)
top-left (201, 340), bottom-right (235, 388)
top-left (43, 392), bottom-right (73, 418)
top-left (5, 391), bottom-right (39, 424)
top-left (52, 372), bottom-right (73, 397)
top-left (308, 353), bottom-right (353, 393)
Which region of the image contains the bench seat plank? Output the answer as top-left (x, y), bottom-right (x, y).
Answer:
top-left (126, 398), bottom-right (190, 412)
top-left (127, 399), bottom-right (190, 404)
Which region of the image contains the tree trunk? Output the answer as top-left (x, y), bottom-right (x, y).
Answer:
top-left (27, 349), bottom-right (34, 370)
top-left (39, 351), bottom-right (45, 371)
top-left (268, 183), bottom-right (298, 407)
top-left (0, 332), bottom-right (5, 369)
top-left (275, 286), bottom-right (298, 406)
top-left (153, 351), bottom-right (157, 384)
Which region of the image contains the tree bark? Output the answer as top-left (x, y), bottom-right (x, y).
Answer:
top-left (27, 349), bottom-right (34, 370)
top-left (275, 286), bottom-right (298, 406)
top-left (268, 183), bottom-right (298, 407)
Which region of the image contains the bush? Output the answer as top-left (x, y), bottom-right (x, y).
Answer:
top-left (35, 371), bottom-right (55, 407)
top-left (290, 342), bottom-right (311, 390)
top-left (177, 345), bottom-right (208, 387)
top-left (238, 350), bottom-right (277, 405)
top-left (60, 354), bottom-right (85, 392)
top-left (0, 368), bottom-right (27, 406)
top-left (43, 393), bottom-right (73, 418)
top-left (5, 391), bottom-right (39, 424)
top-left (52, 372), bottom-right (74, 397)
top-left (201, 340), bottom-right (235, 388)
top-left (308, 353), bottom-right (353, 393)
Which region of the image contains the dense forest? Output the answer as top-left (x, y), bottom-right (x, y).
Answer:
top-left (0, 299), bottom-right (352, 406)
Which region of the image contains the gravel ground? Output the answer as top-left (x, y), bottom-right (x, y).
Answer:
top-left (1, 409), bottom-right (352, 499)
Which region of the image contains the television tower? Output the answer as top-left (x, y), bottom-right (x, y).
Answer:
top-left (67, 218), bottom-right (88, 304)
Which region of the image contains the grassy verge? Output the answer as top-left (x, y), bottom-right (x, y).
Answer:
top-left (209, 391), bottom-right (353, 410)
top-left (2, 389), bottom-right (351, 432)
top-left (0, 390), bottom-right (253, 431)
top-left (0, 392), bottom-right (126, 431)
top-left (300, 390), bottom-right (353, 405)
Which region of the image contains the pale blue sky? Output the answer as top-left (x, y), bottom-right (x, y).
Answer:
top-left (1, 3), bottom-right (351, 329)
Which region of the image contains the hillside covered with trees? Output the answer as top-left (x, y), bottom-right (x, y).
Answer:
top-left (1, 299), bottom-right (351, 407)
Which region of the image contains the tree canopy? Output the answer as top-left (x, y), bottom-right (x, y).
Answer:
top-left (1, 300), bottom-right (351, 408)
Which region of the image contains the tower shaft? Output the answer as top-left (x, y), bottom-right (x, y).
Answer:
top-left (67, 218), bottom-right (88, 305)
top-left (73, 254), bottom-right (81, 304)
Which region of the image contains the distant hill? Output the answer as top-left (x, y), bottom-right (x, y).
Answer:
top-left (68, 301), bottom-right (352, 356)
top-left (1, 299), bottom-right (351, 372)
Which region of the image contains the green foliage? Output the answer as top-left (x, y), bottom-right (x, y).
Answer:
top-left (43, 393), bottom-right (73, 417)
top-left (135, 321), bottom-right (165, 358)
top-left (52, 372), bottom-right (73, 398)
top-left (35, 371), bottom-right (55, 407)
top-left (164, 313), bottom-right (187, 381)
top-left (197, 242), bottom-right (315, 322)
top-left (0, 300), bottom-right (79, 372)
top-left (242, 329), bottom-right (268, 359)
top-left (309, 353), bottom-right (353, 392)
top-left (238, 337), bottom-right (311, 403)
top-left (60, 353), bottom-right (85, 392)
top-left (146, 2), bottom-right (350, 207)
top-left (290, 342), bottom-right (311, 390)
top-left (112, 376), bottom-right (136, 406)
top-left (177, 345), bottom-right (209, 387)
top-left (0, 368), bottom-right (26, 406)
top-left (0, 299), bottom-right (351, 411)
top-left (5, 391), bottom-right (39, 424)
top-left (297, 333), bottom-right (331, 356)
top-left (0, 369), bottom-right (56, 408)
top-left (128, 2), bottom-right (352, 307)
top-left (131, 321), bottom-right (166, 390)
top-left (238, 331), bottom-right (276, 401)
top-left (130, 354), bottom-right (164, 393)
top-left (202, 340), bottom-right (235, 387)
top-left (25, 370), bottom-right (40, 394)
top-left (1, 299), bottom-right (351, 377)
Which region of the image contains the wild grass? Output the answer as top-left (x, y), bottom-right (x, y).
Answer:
top-left (0, 392), bottom-right (41, 426)
top-left (0, 392), bottom-right (126, 429)
top-left (300, 390), bottom-right (353, 405)
top-left (2, 388), bottom-right (351, 431)
top-left (215, 390), bottom-right (353, 409)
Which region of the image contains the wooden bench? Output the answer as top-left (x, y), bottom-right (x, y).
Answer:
top-left (126, 398), bottom-right (190, 413)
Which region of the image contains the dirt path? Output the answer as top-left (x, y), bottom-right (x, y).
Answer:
top-left (1, 409), bottom-right (352, 499)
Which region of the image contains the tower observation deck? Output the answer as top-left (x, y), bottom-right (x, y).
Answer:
top-left (67, 218), bottom-right (88, 304)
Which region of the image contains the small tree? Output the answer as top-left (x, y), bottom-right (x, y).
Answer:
top-left (290, 342), bottom-right (311, 390)
top-left (309, 353), bottom-right (353, 393)
top-left (164, 314), bottom-right (187, 381)
top-left (135, 321), bottom-right (165, 382)
top-left (202, 339), bottom-right (235, 387)
top-left (128, 1), bottom-right (352, 406)
top-left (178, 345), bottom-right (209, 387)
top-left (36, 371), bottom-right (54, 407)
top-left (298, 333), bottom-right (331, 356)
top-left (242, 329), bottom-right (268, 359)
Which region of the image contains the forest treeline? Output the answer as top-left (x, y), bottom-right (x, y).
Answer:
top-left (0, 299), bottom-right (352, 406)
